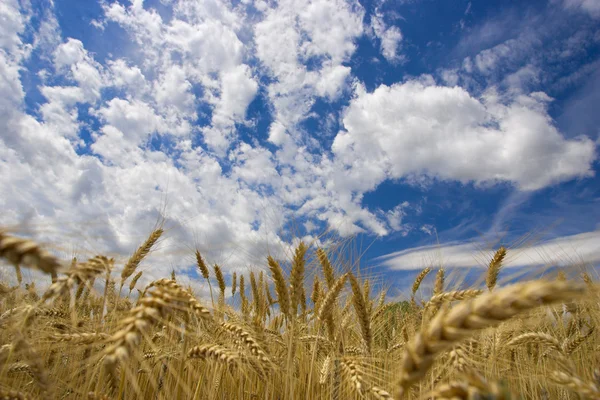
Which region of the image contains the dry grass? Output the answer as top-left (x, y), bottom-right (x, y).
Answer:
top-left (0, 233), bottom-right (599, 399)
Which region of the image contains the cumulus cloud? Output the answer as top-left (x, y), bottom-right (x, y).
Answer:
top-left (333, 80), bottom-right (596, 192)
top-left (0, 0), bottom-right (283, 288)
top-left (371, 12), bottom-right (404, 63)
top-left (54, 39), bottom-right (105, 101)
top-left (102, 0), bottom-right (254, 153)
top-left (255, 0), bottom-right (364, 145)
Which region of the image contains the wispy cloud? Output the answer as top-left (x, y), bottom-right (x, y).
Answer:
top-left (375, 229), bottom-right (600, 270)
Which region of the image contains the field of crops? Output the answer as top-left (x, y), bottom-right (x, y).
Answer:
top-left (0, 228), bottom-right (598, 399)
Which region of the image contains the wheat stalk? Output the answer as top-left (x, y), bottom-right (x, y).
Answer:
top-left (433, 268), bottom-right (445, 296)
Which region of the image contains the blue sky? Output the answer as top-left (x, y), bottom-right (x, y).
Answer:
top-left (1, 0), bottom-right (599, 295)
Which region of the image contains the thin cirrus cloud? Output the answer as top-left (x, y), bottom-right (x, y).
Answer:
top-left (375, 230), bottom-right (600, 271)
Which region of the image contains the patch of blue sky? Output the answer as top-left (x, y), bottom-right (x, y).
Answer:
top-left (74, 102), bottom-right (102, 155)
top-left (52, 0), bottom-right (128, 64)
top-left (361, 180), bottom-right (512, 256)
top-left (144, 0), bottom-right (174, 23)
top-left (299, 97), bottom-right (347, 148)
top-left (349, 35), bottom-right (400, 91)
top-left (235, 89), bottom-right (273, 146)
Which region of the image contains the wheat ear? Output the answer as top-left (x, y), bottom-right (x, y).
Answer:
top-left (0, 231), bottom-right (62, 274)
top-left (317, 248), bottom-right (335, 289)
top-left (486, 246), bottom-right (506, 291)
top-left (220, 321), bottom-right (269, 363)
top-left (188, 344), bottom-right (240, 365)
top-left (0, 390), bottom-right (31, 400)
top-left (426, 373), bottom-right (512, 400)
top-left (562, 327), bottom-right (594, 354)
top-left (43, 255), bottom-right (113, 301)
top-left (128, 271), bottom-right (143, 293)
top-left (507, 331), bottom-right (562, 352)
top-left (232, 271), bottom-right (237, 297)
top-left (319, 355), bottom-right (331, 385)
top-left (120, 228), bottom-right (162, 285)
top-left (214, 264), bottom-right (226, 297)
top-left (395, 280), bottom-right (585, 397)
top-left (348, 274), bottom-right (372, 354)
top-left (550, 370), bottom-right (600, 399)
top-left (268, 256), bottom-right (290, 318)
top-left (289, 242), bottom-right (307, 315)
top-left (426, 290), bottom-right (483, 308)
top-left (317, 273), bottom-right (348, 322)
top-left (411, 267), bottom-right (431, 307)
top-left (311, 278), bottom-right (321, 308)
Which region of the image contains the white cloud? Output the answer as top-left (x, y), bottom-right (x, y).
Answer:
top-left (109, 59), bottom-right (148, 95)
top-left (154, 65), bottom-right (196, 119)
top-left (255, 0), bottom-right (364, 146)
top-left (217, 65), bottom-right (257, 123)
top-left (102, 0), bottom-right (254, 153)
top-left (563, 0), bottom-right (600, 18)
top-left (316, 64), bottom-right (352, 100)
top-left (376, 230), bottom-right (600, 270)
top-left (371, 13), bottom-right (404, 63)
top-left (0, 0), bottom-right (388, 288)
top-left (0, 0), bottom-right (27, 54)
top-left (230, 142), bottom-right (278, 186)
top-left (202, 64), bottom-right (258, 154)
top-left (172, 0), bottom-right (240, 28)
top-left (166, 19), bottom-right (244, 76)
top-left (297, 0), bottom-right (364, 64)
top-left (97, 98), bottom-right (167, 143)
top-left (386, 202), bottom-right (409, 232)
top-left (54, 39), bottom-right (105, 102)
top-left (39, 86), bottom-right (85, 140)
top-left (333, 80), bottom-right (596, 192)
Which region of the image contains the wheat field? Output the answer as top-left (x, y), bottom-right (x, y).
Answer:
top-left (0, 228), bottom-right (599, 399)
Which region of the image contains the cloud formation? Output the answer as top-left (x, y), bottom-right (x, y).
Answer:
top-left (334, 79), bottom-right (596, 191)
top-left (375, 229), bottom-right (600, 271)
top-left (0, 0), bottom-right (597, 287)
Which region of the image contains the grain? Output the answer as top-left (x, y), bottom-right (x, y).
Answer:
top-left (0, 231), bottom-right (62, 275)
top-left (395, 280), bottom-right (585, 397)
top-left (121, 229), bottom-right (162, 285)
top-left (486, 246), bottom-right (507, 291)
